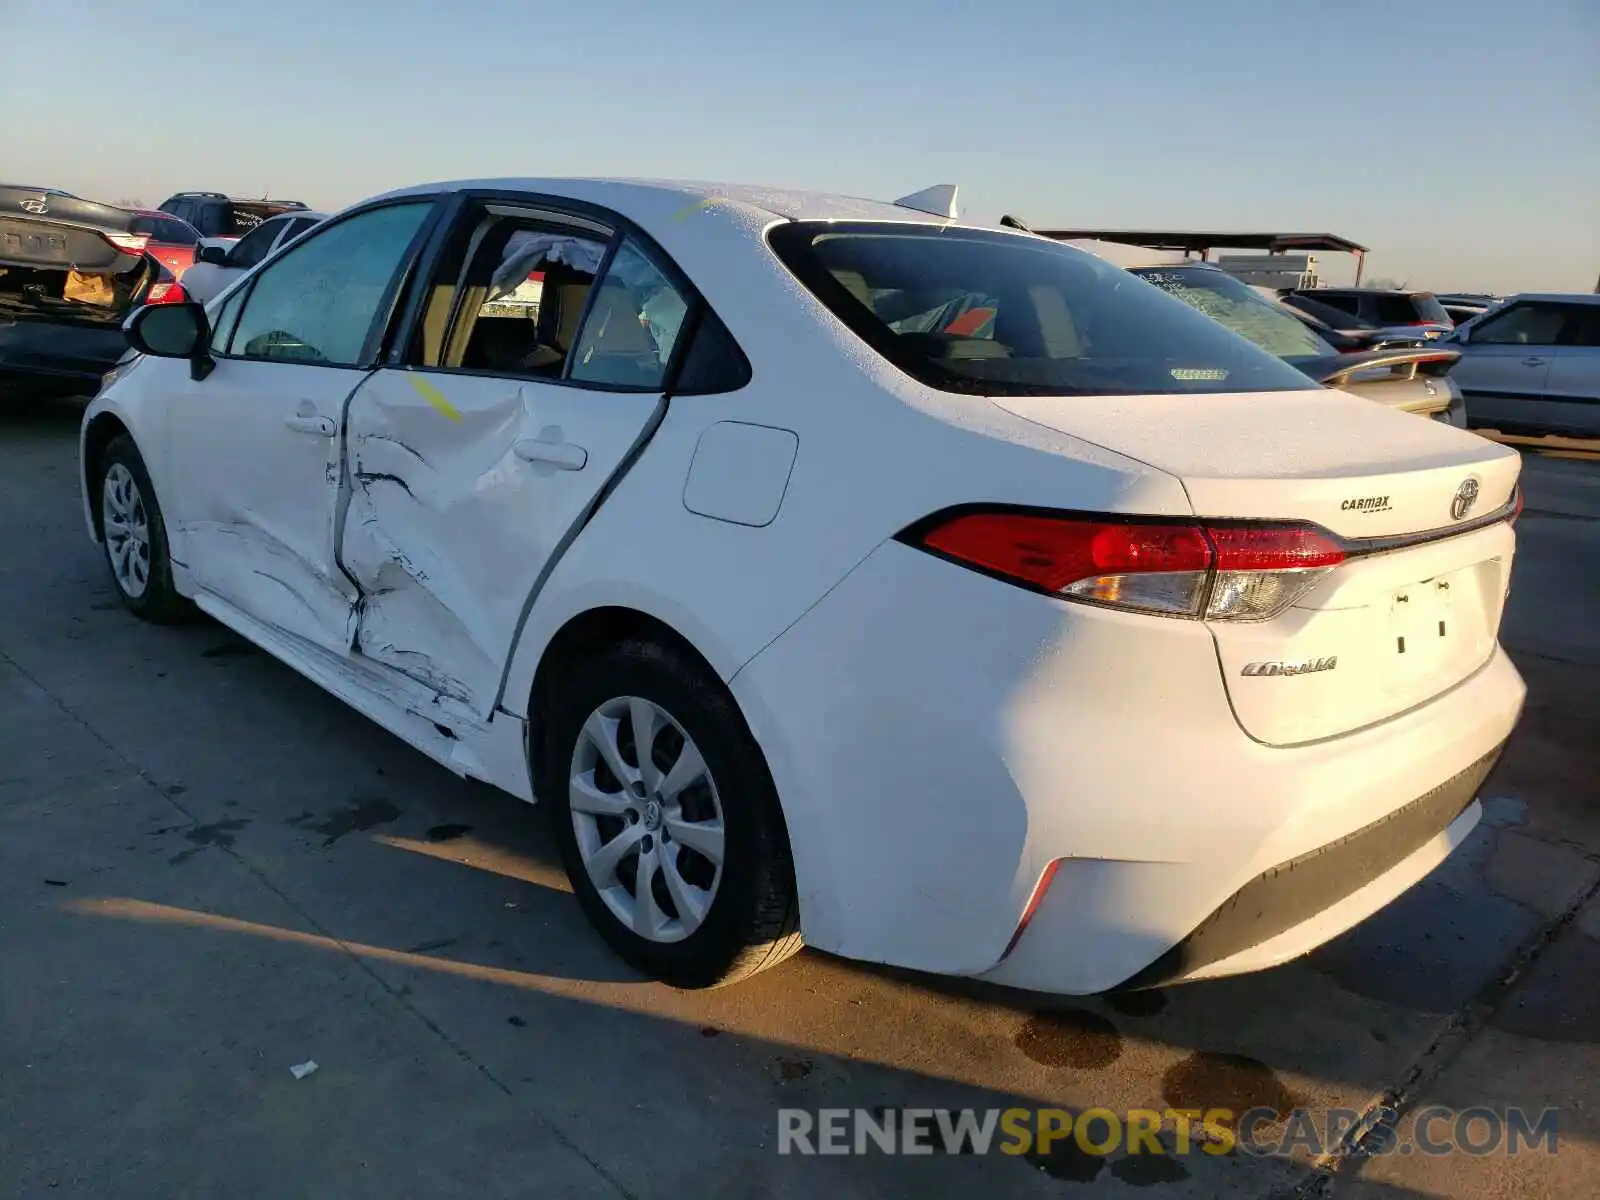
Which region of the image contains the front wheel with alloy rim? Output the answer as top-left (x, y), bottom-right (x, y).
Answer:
top-left (97, 435), bottom-right (189, 623)
top-left (543, 638), bottom-right (802, 988)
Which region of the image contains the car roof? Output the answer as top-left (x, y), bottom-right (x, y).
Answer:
top-left (166, 192), bottom-right (308, 205)
top-left (1501, 292), bottom-right (1600, 306)
top-left (1296, 287), bottom-right (1434, 298)
top-left (368, 177), bottom-right (994, 229)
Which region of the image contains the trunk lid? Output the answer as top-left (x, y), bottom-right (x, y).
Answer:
top-left (1, 187), bottom-right (149, 272)
top-left (1, 189), bottom-right (156, 333)
top-left (993, 388), bottom-right (1521, 744)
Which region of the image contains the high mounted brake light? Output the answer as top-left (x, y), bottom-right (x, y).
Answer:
top-left (905, 510), bottom-right (1347, 622)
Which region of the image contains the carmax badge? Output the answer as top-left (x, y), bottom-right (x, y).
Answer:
top-left (1241, 656), bottom-right (1338, 678)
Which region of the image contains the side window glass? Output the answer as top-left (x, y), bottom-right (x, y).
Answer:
top-left (208, 285), bottom-right (248, 354)
top-left (569, 237), bottom-right (691, 390)
top-left (226, 221), bottom-right (285, 271)
top-left (226, 202), bottom-right (432, 367)
top-left (442, 223), bottom-right (609, 377)
top-left (1373, 295), bottom-right (1411, 324)
top-left (1563, 308), bottom-right (1600, 349)
top-left (672, 308), bottom-right (751, 394)
top-left (280, 217), bottom-right (318, 246)
top-left (1473, 304), bottom-right (1566, 347)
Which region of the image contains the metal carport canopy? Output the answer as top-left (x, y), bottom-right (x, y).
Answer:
top-left (1016, 228), bottom-right (1370, 256)
top-left (1005, 223), bottom-right (1372, 283)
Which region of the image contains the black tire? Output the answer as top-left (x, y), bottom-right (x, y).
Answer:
top-left (96, 435), bottom-right (191, 624)
top-left (541, 637), bottom-right (802, 988)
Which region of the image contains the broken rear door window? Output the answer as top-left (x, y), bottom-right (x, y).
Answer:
top-left (436, 222), bottom-right (610, 379)
top-left (568, 237), bottom-right (692, 390)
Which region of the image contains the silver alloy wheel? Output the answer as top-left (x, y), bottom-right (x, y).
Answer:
top-left (569, 695), bottom-right (725, 943)
top-left (102, 463), bottom-right (152, 599)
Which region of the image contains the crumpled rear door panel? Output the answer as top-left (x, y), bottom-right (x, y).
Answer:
top-left (340, 369), bottom-right (661, 714)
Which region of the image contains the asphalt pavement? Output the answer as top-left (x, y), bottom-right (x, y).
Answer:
top-left (1, 396), bottom-right (1596, 1198)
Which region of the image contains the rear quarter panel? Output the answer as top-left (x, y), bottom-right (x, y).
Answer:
top-left (497, 202), bottom-right (1190, 717)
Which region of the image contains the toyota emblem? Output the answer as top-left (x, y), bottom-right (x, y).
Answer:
top-left (1451, 477), bottom-right (1480, 521)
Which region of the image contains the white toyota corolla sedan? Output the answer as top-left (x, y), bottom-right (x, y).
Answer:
top-left (80, 178), bottom-right (1526, 993)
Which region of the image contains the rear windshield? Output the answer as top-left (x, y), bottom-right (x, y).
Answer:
top-left (129, 215), bottom-right (197, 244)
top-left (230, 202), bottom-right (305, 236)
top-left (767, 223), bottom-right (1313, 397)
top-left (1284, 293), bottom-right (1376, 329)
top-left (1394, 292), bottom-right (1449, 324)
top-left (1131, 266), bottom-right (1332, 359)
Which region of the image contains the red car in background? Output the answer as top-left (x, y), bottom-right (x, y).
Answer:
top-left (125, 209), bottom-right (201, 279)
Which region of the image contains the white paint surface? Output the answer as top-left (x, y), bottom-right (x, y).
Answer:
top-left (682, 422), bottom-right (799, 528)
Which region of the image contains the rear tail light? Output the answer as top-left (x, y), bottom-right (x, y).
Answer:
top-left (145, 281), bottom-right (189, 305)
top-left (905, 510), bottom-right (1347, 622)
top-left (105, 233), bottom-right (150, 255)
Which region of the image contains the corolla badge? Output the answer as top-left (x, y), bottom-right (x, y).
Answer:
top-left (1241, 656), bottom-right (1338, 678)
top-left (1451, 477), bottom-right (1480, 521)
top-left (20, 197), bottom-right (49, 214)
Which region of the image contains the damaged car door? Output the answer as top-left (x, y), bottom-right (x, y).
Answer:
top-left (341, 204), bottom-right (689, 713)
top-left (163, 200), bottom-right (437, 654)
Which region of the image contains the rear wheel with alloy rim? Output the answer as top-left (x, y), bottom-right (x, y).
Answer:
top-left (544, 637), bottom-right (801, 988)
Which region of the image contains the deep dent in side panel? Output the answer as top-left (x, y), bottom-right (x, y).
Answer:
top-left (339, 378), bottom-right (516, 707)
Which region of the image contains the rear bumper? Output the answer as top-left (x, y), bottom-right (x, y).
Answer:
top-left (733, 540), bottom-right (1527, 995)
top-left (0, 320), bottom-right (126, 395)
top-left (1114, 743), bottom-right (1504, 989)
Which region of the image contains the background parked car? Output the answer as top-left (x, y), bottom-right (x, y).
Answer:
top-left (1446, 293), bottom-right (1600, 438)
top-left (156, 192), bottom-right (309, 244)
top-left (1436, 292), bottom-right (1503, 326)
top-left (1273, 291), bottom-right (1431, 352)
top-left (125, 209), bottom-right (202, 279)
top-left (1281, 287), bottom-right (1455, 339)
top-left (1129, 262), bottom-right (1466, 424)
top-left (180, 210), bottom-right (328, 304)
top-left (0, 184), bottom-right (160, 397)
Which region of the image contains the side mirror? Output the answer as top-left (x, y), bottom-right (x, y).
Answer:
top-left (197, 244), bottom-right (229, 267)
top-left (123, 302), bottom-right (216, 380)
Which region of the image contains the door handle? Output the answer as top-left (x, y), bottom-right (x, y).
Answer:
top-left (514, 439), bottom-right (587, 470)
top-left (286, 414), bottom-right (336, 438)
top-left (1522, 356), bottom-right (1547, 366)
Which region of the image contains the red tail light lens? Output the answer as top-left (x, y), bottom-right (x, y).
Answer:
top-left (105, 233), bottom-right (150, 256)
top-left (1208, 525), bottom-right (1345, 570)
top-left (907, 510), bottom-right (1345, 621)
top-left (920, 512), bottom-right (1212, 616)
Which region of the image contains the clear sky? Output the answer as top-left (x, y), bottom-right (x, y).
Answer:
top-left (4, 0), bottom-right (1596, 293)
